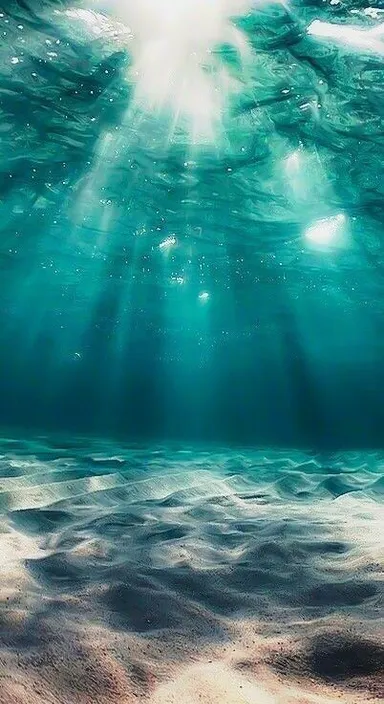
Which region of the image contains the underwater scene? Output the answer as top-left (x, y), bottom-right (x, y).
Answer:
top-left (0, 1), bottom-right (383, 702)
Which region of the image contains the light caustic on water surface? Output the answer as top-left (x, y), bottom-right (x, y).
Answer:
top-left (93, 0), bottom-right (255, 138)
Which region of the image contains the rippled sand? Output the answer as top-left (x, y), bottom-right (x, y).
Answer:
top-left (0, 435), bottom-right (383, 703)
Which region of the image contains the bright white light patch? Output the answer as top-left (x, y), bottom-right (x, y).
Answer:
top-left (305, 213), bottom-right (346, 246)
top-left (308, 20), bottom-right (384, 54)
top-left (198, 291), bottom-right (210, 302)
top-left (61, 7), bottom-right (128, 37)
top-left (92, 0), bottom-right (254, 138)
top-left (285, 150), bottom-right (301, 171)
top-left (171, 275), bottom-right (185, 285)
top-left (159, 235), bottom-right (177, 251)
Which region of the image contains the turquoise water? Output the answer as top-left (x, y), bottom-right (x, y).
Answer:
top-left (0, 2), bottom-right (383, 703)
top-left (0, 1), bottom-right (383, 445)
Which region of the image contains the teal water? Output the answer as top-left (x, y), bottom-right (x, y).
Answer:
top-left (0, 1), bottom-right (383, 445)
top-left (0, 3), bottom-right (383, 703)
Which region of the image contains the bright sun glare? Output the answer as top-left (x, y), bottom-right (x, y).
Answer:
top-left (91, 0), bottom-right (254, 139)
top-left (305, 213), bottom-right (346, 246)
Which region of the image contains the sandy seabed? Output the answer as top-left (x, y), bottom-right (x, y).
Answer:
top-left (0, 435), bottom-right (383, 703)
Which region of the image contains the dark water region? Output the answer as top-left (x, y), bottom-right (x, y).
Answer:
top-left (0, 2), bottom-right (384, 703)
top-left (0, 0), bottom-right (384, 447)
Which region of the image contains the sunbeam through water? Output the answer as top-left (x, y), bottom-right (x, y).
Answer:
top-left (0, 1), bottom-right (383, 703)
top-left (91, 0), bottom-right (255, 140)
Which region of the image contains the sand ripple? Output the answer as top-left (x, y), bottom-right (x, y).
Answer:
top-left (0, 436), bottom-right (383, 703)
